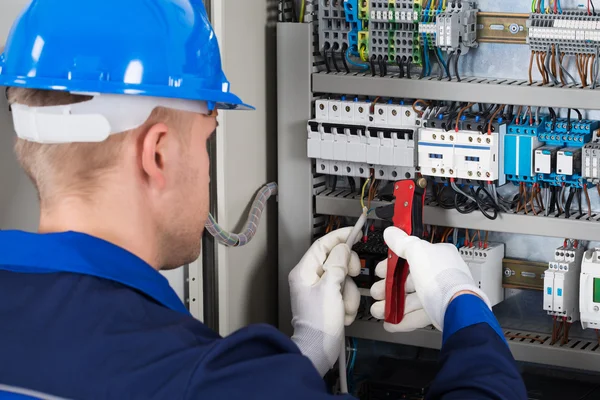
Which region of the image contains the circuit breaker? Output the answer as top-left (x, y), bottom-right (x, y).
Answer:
top-left (544, 246), bottom-right (584, 323)
top-left (308, 99), bottom-right (418, 179)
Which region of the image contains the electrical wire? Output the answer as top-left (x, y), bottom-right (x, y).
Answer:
top-left (455, 102), bottom-right (475, 132)
top-left (346, 48), bottom-right (369, 71)
top-left (206, 182), bottom-right (278, 247)
top-left (454, 49), bottom-right (461, 82)
top-left (529, 51), bottom-right (535, 84)
top-left (340, 48), bottom-right (350, 73)
top-left (437, 48), bottom-right (451, 80)
top-left (360, 177), bottom-right (371, 209)
top-left (300, 0), bottom-right (306, 22)
top-left (488, 105), bottom-right (504, 134)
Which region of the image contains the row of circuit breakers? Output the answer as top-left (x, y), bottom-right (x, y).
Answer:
top-left (307, 98), bottom-right (600, 187)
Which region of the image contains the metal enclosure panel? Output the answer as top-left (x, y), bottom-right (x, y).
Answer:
top-left (277, 23), bottom-right (314, 336)
top-left (211, 0), bottom-right (278, 336)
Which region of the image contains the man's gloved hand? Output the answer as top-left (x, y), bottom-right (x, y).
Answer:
top-left (289, 228), bottom-right (361, 377)
top-left (370, 227), bottom-right (491, 332)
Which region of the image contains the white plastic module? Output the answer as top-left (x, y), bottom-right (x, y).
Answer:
top-left (544, 246), bottom-right (584, 322)
top-left (580, 249), bottom-right (600, 330)
top-left (557, 147), bottom-right (581, 176)
top-left (459, 243), bottom-right (505, 307)
top-left (308, 99), bottom-right (417, 177)
top-left (534, 146), bottom-right (560, 174)
top-left (418, 128), bottom-right (505, 182)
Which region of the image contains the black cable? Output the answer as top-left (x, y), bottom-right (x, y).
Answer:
top-left (348, 176), bottom-right (356, 193)
top-left (379, 56), bottom-right (387, 77)
top-left (397, 56), bottom-right (405, 78)
top-left (573, 108), bottom-right (583, 120)
top-left (322, 51), bottom-right (331, 73)
top-left (474, 186), bottom-right (500, 220)
top-left (565, 188), bottom-right (575, 219)
top-left (406, 59), bottom-right (413, 79)
top-left (592, 0), bottom-right (597, 15)
top-left (567, 108), bottom-right (572, 131)
top-left (340, 47), bottom-right (350, 74)
top-left (330, 48), bottom-right (340, 73)
top-left (549, 107), bottom-right (557, 130)
top-left (578, 188), bottom-right (583, 216)
top-left (454, 192), bottom-right (477, 214)
top-left (370, 55), bottom-right (377, 77)
top-left (447, 51), bottom-right (454, 80)
top-left (331, 175), bottom-right (337, 192)
top-left (454, 49), bottom-right (462, 82)
top-left (549, 186), bottom-right (557, 215)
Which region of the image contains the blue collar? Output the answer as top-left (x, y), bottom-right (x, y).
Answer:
top-left (0, 230), bottom-right (190, 316)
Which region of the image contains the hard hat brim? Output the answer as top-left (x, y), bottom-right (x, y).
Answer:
top-left (0, 75), bottom-right (255, 111)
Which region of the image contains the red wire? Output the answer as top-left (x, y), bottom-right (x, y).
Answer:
top-left (589, 0), bottom-right (592, 15)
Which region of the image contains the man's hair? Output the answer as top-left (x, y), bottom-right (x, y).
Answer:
top-left (6, 88), bottom-right (178, 205)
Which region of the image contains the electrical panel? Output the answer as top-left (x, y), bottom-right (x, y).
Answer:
top-left (278, 0), bottom-right (600, 384)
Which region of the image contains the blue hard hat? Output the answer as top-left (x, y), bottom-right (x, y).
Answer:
top-left (0, 0), bottom-right (253, 110)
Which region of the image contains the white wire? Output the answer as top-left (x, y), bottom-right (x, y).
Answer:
top-left (339, 208), bottom-right (368, 394)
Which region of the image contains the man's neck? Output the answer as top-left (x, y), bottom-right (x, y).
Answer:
top-left (38, 196), bottom-right (161, 270)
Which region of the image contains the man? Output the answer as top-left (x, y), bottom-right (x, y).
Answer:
top-left (0, 0), bottom-right (527, 399)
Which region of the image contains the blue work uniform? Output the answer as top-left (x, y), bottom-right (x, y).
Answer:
top-left (0, 231), bottom-right (526, 399)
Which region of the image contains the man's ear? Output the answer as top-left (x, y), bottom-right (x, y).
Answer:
top-left (140, 122), bottom-right (175, 190)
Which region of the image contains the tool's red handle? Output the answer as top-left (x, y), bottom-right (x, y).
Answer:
top-left (384, 181), bottom-right (415, 324)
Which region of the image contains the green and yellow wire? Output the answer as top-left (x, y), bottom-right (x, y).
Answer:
top-left (360, 178), bottom-right (371, 209)
top-left (300, 0), bottom-right (306, 23)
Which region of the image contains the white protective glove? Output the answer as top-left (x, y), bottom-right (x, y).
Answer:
top-left (370, 227), bottom-right (491, 332)
top-left (289, 227), bottom-right (361, 377)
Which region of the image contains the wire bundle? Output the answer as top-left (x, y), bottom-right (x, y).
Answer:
top-left (205, 182), bottom-right (278, 247)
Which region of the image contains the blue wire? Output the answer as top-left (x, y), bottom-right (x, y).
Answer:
top-left (540, 0), bottom-right (544, 13)
top-left (423, 34), bottom-right (431, 76)
top-left (557, 0), bottom-right (562, 13)
top-left (436, 48), bottom-right (448, 72)
top-left (345, 47), bottom-right (369, 71)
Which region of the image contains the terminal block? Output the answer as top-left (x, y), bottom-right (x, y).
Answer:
top-left (368, 0), bottom-right (417, 22)
top-left (580, 249), bottom-right (600, 330)
top-left (528, 12), bottom-right (600, 55)
top-left (533, 117), bottom-right (597, 187)
top-left (418, 127), bottom-right (505, 182)
top-left (418, 1), bottom-right (478, 53)
top-left (459, 243), bottom-right (505, 307)
top-left (318, 0), bottom-right (351, 55)
top-left (544, 245), bottom-right (584, 323)
top-left (583, 142), bottom-right (600, 183)
top-left (368, 22), bottom-right (419, 64)
top-left (308, 99), bottom-right (417, 179)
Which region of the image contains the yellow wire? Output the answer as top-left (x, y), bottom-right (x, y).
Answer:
top-left (360, 178), bottom-right (371, 209)
top-left (300, 0), bottom-right (306, 23)
top-left (359, 45), bottom-right (367, 62)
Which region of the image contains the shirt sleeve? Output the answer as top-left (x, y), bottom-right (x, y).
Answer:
top-left (185, 324), bottom-right (355, 400)
top-left (427, 295), bottom-right (528, 400)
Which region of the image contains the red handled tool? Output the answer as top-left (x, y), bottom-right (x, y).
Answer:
top-left (375, 179), bottom-right (426, 324)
